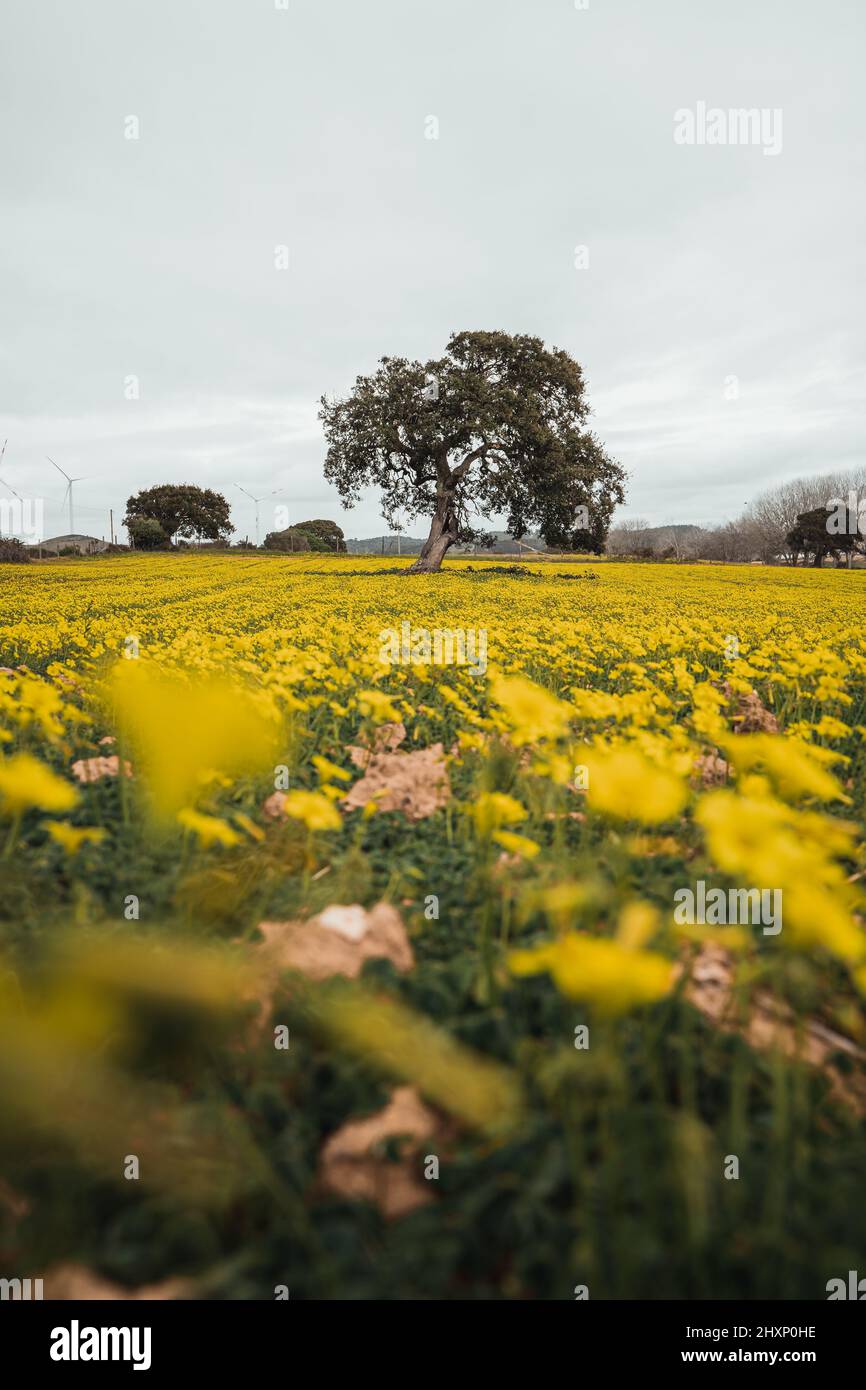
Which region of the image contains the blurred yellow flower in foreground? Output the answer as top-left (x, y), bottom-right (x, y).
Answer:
top-left (280, 789), bottom-right (342, 832)
top-left (509, 932), bottom-right (673, 1014)
top-left (0, 753), bottom-right (78, 816)
top-left (44, 821), bottom-right (106, 854)
top-left (357, 689), bottom-right (402, 723)
top-left (473, 791), bottom-right (527, 835)
top-left (177, 808), bottom-right (241, 849)
top-left (615, 900), bottom-right (661, 951)
top-left (584, 745), bottom-right (688, 824)
top-left (723, 734), bottom-right (848, 803)
top-left (492, 829), bottom-right (541, 859)
top-left (110, 664), bottom-right (280, 820)
top-left (309, 985), bottom-right (524, 1137)
top-left (489, 673), bottom-right (574, 745)
top-left (312, 754), bottom-right (351, 783)
top-left (696, 789), bottom-right (866, 969)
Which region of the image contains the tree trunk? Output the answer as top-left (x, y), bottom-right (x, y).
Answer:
top-left (406, 496), bottom-right (458, 573)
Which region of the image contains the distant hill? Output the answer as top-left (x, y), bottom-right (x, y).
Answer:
top-left (346, 535), bottom-right (425, 555)
top-left (345, 531), bottom-right (556, 556)
top-left (346, 527), bottom-right (714, 558)
top-left (606, 523), bottom-right (706, 557)
top-left (633, 524), bottom-right (703, 544)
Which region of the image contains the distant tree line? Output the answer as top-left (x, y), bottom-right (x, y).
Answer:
top-left (122, 485), bottom-right (346, 554)
top-left (607, 467), bottom-right (866, 566)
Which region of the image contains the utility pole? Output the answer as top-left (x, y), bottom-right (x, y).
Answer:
top-left (109, 508), bottom-right (115, 546)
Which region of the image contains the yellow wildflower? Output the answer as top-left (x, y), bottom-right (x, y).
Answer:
top-left (177, 809), bottom-right (241, 848)
top-left (583, 745), bottom-right (687, 824)
top-left (489, 674), bottom-right (574, 745)
top-left (312, 754), bottom-right (351, 783)
top-left (492, 830), bottom-right (541, 859)
top-left (43, 821), bottom-right (105, 854)
top-left (509, 933), bottom-right (673, 1014)
top-left (279, 789), bottom-right (342, 832)
top-left (473, 792), bottom-right (527, 835)
top-left (0, 754), bottom-right (78, 815)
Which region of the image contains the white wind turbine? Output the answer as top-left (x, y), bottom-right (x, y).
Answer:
top-left (0, 441), bottom-right (24, 538)
top-left (47, 456), bottom-right (89, 537)
top-left (234, 484), bottom-right (284, 548)
top-left (0, 469), bottom-right (25, 511)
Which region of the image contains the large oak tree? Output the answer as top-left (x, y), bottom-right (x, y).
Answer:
top-left (320, 330), bottom-right (626, 572)
top-left (123, 484), bottom-right (233, 546)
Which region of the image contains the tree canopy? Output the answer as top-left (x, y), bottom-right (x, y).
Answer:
top-left (126, 516), bottom-right (171, 551)
top-left (319, 330), bottom-right (625, 571)
top-left (786, 506), bottom-right (858, 567)
top-left (124, 485), bottom-right (233, 546)
top-left (262, 527), bottom-right (311, 553)
top-left (263, 522), bottom-right (346, 553)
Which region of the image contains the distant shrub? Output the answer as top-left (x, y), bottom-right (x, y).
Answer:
top-left (263, 528), bottom-right (312, 553)
top-left (0, 538), bottom-right (31, 563)
top-left (127, 516), bottom-right (170, 550)
top-left (293, 519), bottom-right (347, 552)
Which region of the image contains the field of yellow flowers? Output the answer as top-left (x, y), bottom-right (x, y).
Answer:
top-left (1, 551), bottom-right (865, 1299)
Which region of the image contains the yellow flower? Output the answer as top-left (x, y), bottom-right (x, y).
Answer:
top-left (723, 734), bottom-right (848, 803)
top-left (492, 830), bottom-right (540, 859)
top-left (314, 987), bottom-right (524, 1136)
top-left (111, 664), bottom-right (280, 821)
top-left (177, 808), bottom-right (241, 848)
top-left (811, 715), bottom-right (852, 740)
top-left (473, 791), bottom-right (527, 835)
top-left (531, 752), bottom-right (575, 785)
top-left (489, 673), bottom-right (574, 745)
top-left (615, 900), bottom-right (660, 951)
top-left (232, 811), bottom-right (265, 841)
top-left (537, 881), bottom-right (595, 930)
top-left (280, 789), bottom-right (342, 832)
top-left (319, 783), bottom-right (344, 801)
top-left (696, 790), bottom-right (798, 882)
top-left (781, 881), bottom-right (866, 965)
top-left (583, 745), bottom-right (687, 824)
top-left (357, 689), bottom-right (402, 723)
top-left (311, 754), bottom-right (351, 783)
top-left (43, 821), bottom-right (106, 854)
top-left (509, 933), bottom-right (673, 1014)
top-left (0, 754), bottom-right (78, 815)
top-left (696, 789), bottom-right (866, 966)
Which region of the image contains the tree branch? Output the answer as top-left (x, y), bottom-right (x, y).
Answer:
top-left (451, 440), bottom-right (508, 482)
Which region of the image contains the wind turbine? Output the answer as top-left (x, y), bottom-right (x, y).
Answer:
top-left (0, 441), bottom-right (24, 538)
top-left (234, 484), bottom-right (284, 548)
top-left (47, 457), bottom-right (89, 537)
top-left (1, 442), bottom-right (23, 531)
top-left (0, 472), bottom-right (24, 507)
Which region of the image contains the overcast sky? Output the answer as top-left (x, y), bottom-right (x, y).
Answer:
top-left (2, 0), bottom-right (864, 543)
